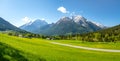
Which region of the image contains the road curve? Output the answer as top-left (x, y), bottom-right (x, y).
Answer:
top-left (50, 42), bottom-right (120, 52)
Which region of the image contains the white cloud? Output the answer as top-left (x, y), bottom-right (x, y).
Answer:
top-left (41, 18), bottom-right (45, 20)
top-left (57, 6), bottom-right (69, 13)
top-left (22, 17), bottom-right (31, 23)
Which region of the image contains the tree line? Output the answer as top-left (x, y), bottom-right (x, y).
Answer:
top-left (3, 24), bottom-right (120, 42)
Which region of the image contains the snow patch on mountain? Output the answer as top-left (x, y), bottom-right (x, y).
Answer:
top-left (90, 21), bottom-right (105, 28)
top-left (72, 15), bottom-right (88, 27)
top-left (72, 15), bottom-right (87, 23)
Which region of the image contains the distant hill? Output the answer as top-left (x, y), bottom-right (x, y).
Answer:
top-left (0, 17), bottom-right (27, 33)
top-left (79, 24), bottom-right (120, 42)
top-left (0, 17), bottom-right (19, 31)
top-left (97, 24), bottom-right (120, 34)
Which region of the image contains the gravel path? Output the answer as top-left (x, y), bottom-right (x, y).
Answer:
top-left (50, 42), bottom-right (120, 52)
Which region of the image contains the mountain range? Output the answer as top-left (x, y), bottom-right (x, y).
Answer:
top-left (0, 16), bottom-right (119, 42)
top-left (20, 15), bottom-right (106, 35)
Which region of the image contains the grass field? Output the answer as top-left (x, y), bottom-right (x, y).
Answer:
top-left (0, 33), bottom-right (120, 61)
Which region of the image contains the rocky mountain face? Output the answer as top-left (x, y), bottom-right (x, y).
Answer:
top-left (20, 19), bottom-right (48, 32)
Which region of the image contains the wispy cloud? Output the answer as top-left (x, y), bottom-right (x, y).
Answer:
top-left (70, 12), bottom-right (76, 16)
top-left (57, 6), bottom-right (69, 13)
top-left (22, 17), bottom-right (31, 23)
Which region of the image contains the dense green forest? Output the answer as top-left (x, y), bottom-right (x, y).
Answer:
top-left (52, 24), bottom-right (120, 42)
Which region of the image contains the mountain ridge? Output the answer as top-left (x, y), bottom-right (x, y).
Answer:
top-left (36, 15), bottom-right (106, 35)
top-left (19, 15), bottom-right (106, 35)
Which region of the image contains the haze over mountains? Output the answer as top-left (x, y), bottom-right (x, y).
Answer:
top-left (20, 15), bottom-right (106, 35)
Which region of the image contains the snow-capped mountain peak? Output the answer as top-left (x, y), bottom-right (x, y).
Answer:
top-left (90, 21), bottom-right (105, 28)
top-left (56, 16), bottom-right (72, 24)
top-left (60, 16), bottom-right (71, 21)
top-left (72, 15), bottom-right (87, 23)
top-left (20, 19), bottom-right (48, 32)
top-left (72, 15), bottom-right (88, 27)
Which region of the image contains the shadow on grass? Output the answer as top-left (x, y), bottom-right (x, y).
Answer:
top-left (0, 42), bottom-right (28, 61)
top-left (0, 42), bottom-right (46, 61)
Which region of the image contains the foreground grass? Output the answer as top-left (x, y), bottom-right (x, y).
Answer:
top-left (0, 34), bottom-right (120, 61)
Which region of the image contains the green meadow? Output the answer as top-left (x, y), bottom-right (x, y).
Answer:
top-left (0, 33), bottom-right (120, 61)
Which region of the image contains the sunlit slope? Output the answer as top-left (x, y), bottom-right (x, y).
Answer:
top-left (0, 34), bottom-right (120, 61)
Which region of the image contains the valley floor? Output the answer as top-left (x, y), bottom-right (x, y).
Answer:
top-left (0, 34), bottom-right (120, 61)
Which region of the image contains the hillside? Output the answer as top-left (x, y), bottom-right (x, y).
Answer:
top-left (0, 17), bottom-right (27, 33)
top-left (97, 24), bottom-right (120, 34)
top-left (78, 24), bottom-right (120, 42)
top-left (0, 17), bottom-right (19, 31)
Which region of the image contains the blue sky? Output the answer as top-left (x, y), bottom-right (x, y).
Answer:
top-left (0, 0), bottom-right (120, 27)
